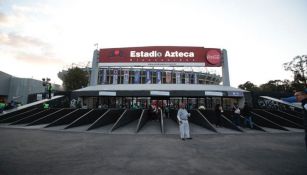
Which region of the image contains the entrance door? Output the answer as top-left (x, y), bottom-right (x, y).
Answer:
top-left (212, 97), bottom-right (222, 110)
top-left (150, 97), bottom-right (170, 109)
top-left (150, 96), bottom-right (170, 118)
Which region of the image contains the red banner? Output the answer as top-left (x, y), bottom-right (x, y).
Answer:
top-left (99, 46), bottom-right (222, 67)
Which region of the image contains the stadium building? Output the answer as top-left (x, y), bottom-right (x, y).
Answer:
top-left (73, 46), bottom-right (248, 110)
top-left (0, 46), bottom-right (303, 136)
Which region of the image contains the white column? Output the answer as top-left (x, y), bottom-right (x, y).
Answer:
top-left (90, 49), bottom-right (99, 86)
top-left (222, 49), bottom-right (230, 86)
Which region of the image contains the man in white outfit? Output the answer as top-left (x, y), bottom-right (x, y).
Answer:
top-left (177, 103), bottom-right (192, 140)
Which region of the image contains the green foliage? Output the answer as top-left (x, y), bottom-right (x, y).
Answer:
top-left (239, 55), bottom-right (307, 93)
top-left (238, 81), bottom-right (259, 91)
top-left (238, 80), bottom-right (292, 93)
top-left (283, 55), bottom-right (307, 86)
top-left (61, 67), bottom-right (89, 91)
top-left (259, 80), bottom-right (292, 92)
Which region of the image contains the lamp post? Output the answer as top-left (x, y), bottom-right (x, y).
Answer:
top-left (42, 78), bottom-right (51, 99)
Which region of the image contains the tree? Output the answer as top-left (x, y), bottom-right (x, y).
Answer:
top-left (59, 67), bottom-right (89, 91)
top-left (259, 79), bottom-right (292, 92)
top-left (283, 55), bottom-right (307, 86)
top-left (238, 81), bottom-right (259, 91)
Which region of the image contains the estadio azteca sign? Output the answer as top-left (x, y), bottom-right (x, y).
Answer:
top-left (130, 50), bottom-right (194, 58)
top-left (99, 46), bottom-right (222, 67)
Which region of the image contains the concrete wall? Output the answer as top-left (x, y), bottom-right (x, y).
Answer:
top-left (8, 78), bottom-right (45, 105)
top-left (0, 71), bottom-right (12, 96)
top-left (1, 71), bottom-right (62, 105)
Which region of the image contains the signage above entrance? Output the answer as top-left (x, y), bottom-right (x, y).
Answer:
top-left (150, 91), bottom-right (170, 96)
top-left (205, 91), bottom-right (223, 96)
top-left (98, 46), bottom-right (222, 67)
top-left (99, 91), bottom-right (116, 96)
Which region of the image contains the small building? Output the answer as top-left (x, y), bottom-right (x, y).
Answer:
top-left (0, 71), bottom-right (60, 105)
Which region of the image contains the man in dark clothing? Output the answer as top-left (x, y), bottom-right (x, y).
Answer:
top-left (215, 104), bottom-right (223, 127)
top-left (47, 83), bottom-right (52, 99)
top-left (242, 102), bottom-right (253, 128)
top-left (294, 90), bottom-right (307, 151)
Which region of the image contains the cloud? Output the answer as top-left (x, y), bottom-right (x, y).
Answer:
top-left (0, 11), bottom-right (27, 28)
top-left (0, 12), bottom-right (5, 18)
top-left (0, 32), bottom-right (64, 66)
top-left (0, 12), bottom-right (8, 25)
top-left (15, 51), bottom-right (65, 65)
top-left (0, 32), bottom-right (50, 48)
top-left (0, 3), bottom-right (52, 28)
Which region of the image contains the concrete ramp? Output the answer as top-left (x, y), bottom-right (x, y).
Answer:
top-left (270, 110), bottom-right (303, 125)
top-left (65, 109), bottom-right (108, 129)
top-left (198, 110), bottom-right (217, 125)
top-left (220, 114), bottom-right (243, 132)
top-left (111, 109), bottom-right (142, 132)
top-left (254, 109), bottom-right (303, 129)
top-left (10, 109), bottom-right (60, 125)
top-left (251, 111), bottom-right (288, 131)
top-left (45, 109), bottom-right (92, 128)
top-left (0, 107), bottom-right (36, 121)
top-left (222, 111), bottom-right (265, 132)
top-left (27, 108), bottom-right (75, 126)
top-left (163, 118), bottom-right (179, 134)
top-left (0, 106), bottom-right (304, 135)
top-left (136, 110), bottom-right (148, 132)
top-left (0, 95), bottom-right (64, 115)
top-left (189, 123), bottom-right (216, 134)
top-left (87, 109), bottom-right (125, 131)
top-left (188, 109), bottom-right (217, 132)
top-left (137, 119), bottom-right (161, 134)
top-left (0, 108), bottom-right (44, 123)
top-left (199, 110), bottom-right (242, 132)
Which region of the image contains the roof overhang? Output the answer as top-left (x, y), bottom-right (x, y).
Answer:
top-left (73, 84), bottom-right (247, 97)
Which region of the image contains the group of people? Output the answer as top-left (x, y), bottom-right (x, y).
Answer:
top-left (0, 100), bottom-right (20, 113)
top-left (176, 102), bottom-right (254, 141)
top-left (149, 101), bottom-right (161, 121)
top-left (214, 102), bottom-right (253, 128)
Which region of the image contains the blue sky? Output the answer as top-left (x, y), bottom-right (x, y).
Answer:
top-left (0, 0), bottom-right (307, 87)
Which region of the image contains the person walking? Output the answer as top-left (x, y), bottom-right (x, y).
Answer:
top-left (242, 102), bottom-right (253, 128)
top-left (294, 90), bottom-right (307, 151)
top-left (177, 103), bottom-right (192, 140)
top-left (232, 103), bottom-right (241, 126)
top-left (215, 104), bottom-right (223, 127)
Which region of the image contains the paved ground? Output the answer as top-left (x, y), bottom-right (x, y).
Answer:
top-left (0, 127), bottom-right (306, 175)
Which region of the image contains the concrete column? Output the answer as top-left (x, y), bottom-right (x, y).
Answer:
top-left (222, 49), bottom-right (230, 86)
top-left (90, 49), bottom-right (99, 86)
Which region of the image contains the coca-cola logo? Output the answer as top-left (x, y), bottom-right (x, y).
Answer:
top-left (114, 50), bottom-right (120, 56)
top-left (206, 50), bottom-right (221, 65)
top-left (109, 49), bottom-right (123, 57)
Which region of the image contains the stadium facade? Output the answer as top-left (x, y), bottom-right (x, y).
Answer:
top-left (73, 46), bottom-right (247, 110)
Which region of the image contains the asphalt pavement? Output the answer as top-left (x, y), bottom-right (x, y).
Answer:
top-left (0, 127), bottom-right (306, 175)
